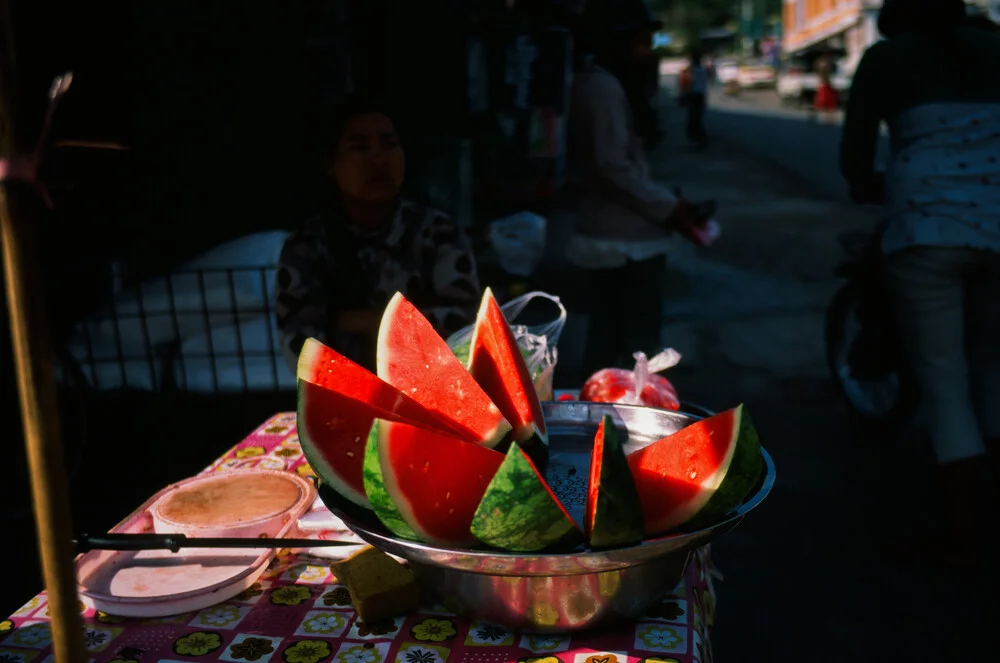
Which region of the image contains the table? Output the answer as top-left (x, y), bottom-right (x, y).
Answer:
top-left (2, 413), bottom-right (721, 663)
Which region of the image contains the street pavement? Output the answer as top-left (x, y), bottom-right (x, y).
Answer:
top-left (608, 88), bottom-right (998, 662)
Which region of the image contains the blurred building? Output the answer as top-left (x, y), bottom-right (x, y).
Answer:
top-left (782, 1), bottom-right (880, 70)
top-left (784, 1), bottom-right (1000, 70)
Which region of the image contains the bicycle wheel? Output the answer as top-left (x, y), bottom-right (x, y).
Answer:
top-left (825, 283), bottom-right (918, 426)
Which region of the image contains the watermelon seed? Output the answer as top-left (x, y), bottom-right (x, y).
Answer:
top-left (689, 471), bottom-right (697, 480)
top-left (446, 491), bottom-right (451, 499)
top-left (346, 452), bottom-right (354, 458)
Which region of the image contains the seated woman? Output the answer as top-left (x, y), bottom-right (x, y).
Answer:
top-left (276, 96), bottom-right (482, 372)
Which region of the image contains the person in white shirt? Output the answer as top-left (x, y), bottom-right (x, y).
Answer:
top-left (561, 0), bottom-right (712, 375)
top-left (841, 0), bottom-right (1000, 569)
top-left (680, 49), bottom-right (709, 148)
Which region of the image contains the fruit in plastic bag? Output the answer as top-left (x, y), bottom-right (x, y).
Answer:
top-left (580, 350), bottom-right (681, 411)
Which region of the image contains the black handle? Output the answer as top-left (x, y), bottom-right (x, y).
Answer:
top-left (75, 533), bottom-right (190, 554)
top-left (74, 532), bottom-right (359, 553)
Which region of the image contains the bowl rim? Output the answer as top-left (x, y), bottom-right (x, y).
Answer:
top-left (318, 402), bottom-right (775, 570)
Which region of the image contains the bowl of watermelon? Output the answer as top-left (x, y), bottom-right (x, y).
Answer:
top-left (297, 288), bottom-right (775, 633)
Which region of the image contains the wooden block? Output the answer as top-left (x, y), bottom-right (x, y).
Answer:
top-left (330, 546), bottom-right (421, 622)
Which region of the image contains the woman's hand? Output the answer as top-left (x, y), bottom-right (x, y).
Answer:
top-left (666, 197), bottom-right (717, 232)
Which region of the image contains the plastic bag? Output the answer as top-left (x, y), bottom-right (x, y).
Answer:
top-left (489, 212), bottom-right (547, 278)
top-left (447, 291), bottom-right (566, 401)
top-left (580, 349), bottom-right (682, 410)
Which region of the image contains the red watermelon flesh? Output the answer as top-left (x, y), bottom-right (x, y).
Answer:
top-left (468, 287), bottom-right (547, 444)
top-left (296, 339), bottom-right (472, 507)
top-left (585, 416), bottom-right (644, 548)
top-left (627, 404), bottom-right (760, 535)
top-left (379, 419), bottom-right (505, 547)
top-left (377, 292), bottom-right (512, 448)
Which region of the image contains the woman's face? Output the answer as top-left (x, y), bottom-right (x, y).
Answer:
top-left (330, 112), bottom-right (405, 203)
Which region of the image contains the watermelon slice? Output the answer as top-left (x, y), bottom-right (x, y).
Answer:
top-left (296, 338), bottom-right (472, 507)
top-left (585, 415), bottom-right (645, 549)
top-left (377, 293), bottom-right (512, 448)
top-left (362, 421), bottom-right (419, 540)
top-left (627, 404), bottom-right (763, 536)
top-left (468, 287), bottom-right (548, 445)
top-left (378, 419), bottom-right (506, 547)
top-left (471, 443), bottom-right (581, 552)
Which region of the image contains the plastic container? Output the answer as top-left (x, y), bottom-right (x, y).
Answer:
top-left (76, 470), bottom-right (315, 618)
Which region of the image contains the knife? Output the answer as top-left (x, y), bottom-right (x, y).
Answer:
top-left (74, 532), bottom-right (360, 554)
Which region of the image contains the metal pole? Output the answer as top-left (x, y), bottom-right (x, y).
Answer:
top-left (0, 2), bottom-right (88, 661)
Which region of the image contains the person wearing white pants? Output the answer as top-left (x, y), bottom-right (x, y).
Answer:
top-left (841, 0), bottom-right (1000, 568)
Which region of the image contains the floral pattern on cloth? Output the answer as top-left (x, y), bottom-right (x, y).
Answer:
top-left (3, 413), bottom-right (719, 663)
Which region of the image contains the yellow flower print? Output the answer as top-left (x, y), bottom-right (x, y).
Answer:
top-left (0, 619), bottom-right (14, 635)
top-left (701, 589), bottom-right (714, 628)
top-left (235, 582), bottom-right (265, 601)
top-left (173, 631), bottom-right (224, 656)
top-left (517, 657), bottom-right (563, 663)
top-left (322, 586), bottom-right (352, 607)
top-left (638, 625), bottom-right (683, 651)
top-left (236, 446), bottom-right (266, 459)
top-left (522, 635), bottom-right (565, 653)
top-left (301, 612), bottom-right (345, 635)
top-left (264, 425), bottom-right (288, 434)
top-left (95, 611), bottom-right (127, 624)
top-left (296, 463), bottom-right (317, 478)
top-left (410, 618), bottom-right (457, 643)
top-left (195, 604), bottom-right (243, 628)
top-left (337, 644), bottom-right (380, 663)
top-left (271, 585), bottom-right (313, 606)
top-left (638, 658), bottom-right (681, 663)
top-left (282, 640), bottom-right (332, 663)
top-left (288, 564), bottom-right (327, 582)
top-left (275, 447), bottom-right (300, 458)
top-left (231, 637), bottom-right (276, 661)
top-left (584, 656), bottom-right (619, 663)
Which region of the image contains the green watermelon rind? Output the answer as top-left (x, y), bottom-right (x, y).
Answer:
top-left (362, 420), bottom-right (420, 541)
top-left (296, 379), bottom-right (370, 508)
top-left (471, 444), bottom-right (581, 552)
top-left (451, 340), bottom-right (541, 380)
top-left (588, 416), bottom-right (645, 549)
top-left (681, 407), bottom-right (763, 531)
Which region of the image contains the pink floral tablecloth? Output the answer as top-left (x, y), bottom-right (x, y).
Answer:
top-left (1, 413), bottom-right (720, 663)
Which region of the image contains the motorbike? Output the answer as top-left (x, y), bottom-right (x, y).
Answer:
top-left (824, 228), bottom-right (919, 427)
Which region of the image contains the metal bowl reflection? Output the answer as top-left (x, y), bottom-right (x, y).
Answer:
top-left (319, 402), bottom-right (775, 633)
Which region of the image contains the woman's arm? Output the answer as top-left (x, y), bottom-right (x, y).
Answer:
top-left (275, 229), bottom-right (334, 371)
top-left (840, 45), bottom-right (886, 202)
top-left (418, 212), bottom-right (483, 338)
top-left (580, 75), bottom-right (678, 224)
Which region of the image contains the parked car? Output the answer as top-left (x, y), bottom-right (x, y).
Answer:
top-left (736, 61), bottom-right (777, 89)
top-left (714, 58), bottom-right (740, 85)
top-left (777, 56), bottom-right (853, 108)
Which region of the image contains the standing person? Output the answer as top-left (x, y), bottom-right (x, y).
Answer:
top-left (813, 55), bottom-right (840, 121)
top-left (275, 95), bottom-right (482, 373)
top-left (840, 0), bottom-right (1000, 568)
top-left (563, 0), bottom-right (714, 376)
top-left (681, 49), bottom-right (709, 149)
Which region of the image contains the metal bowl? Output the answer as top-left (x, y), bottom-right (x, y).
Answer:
top-left (319, 402), bottom-right (775, 633)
